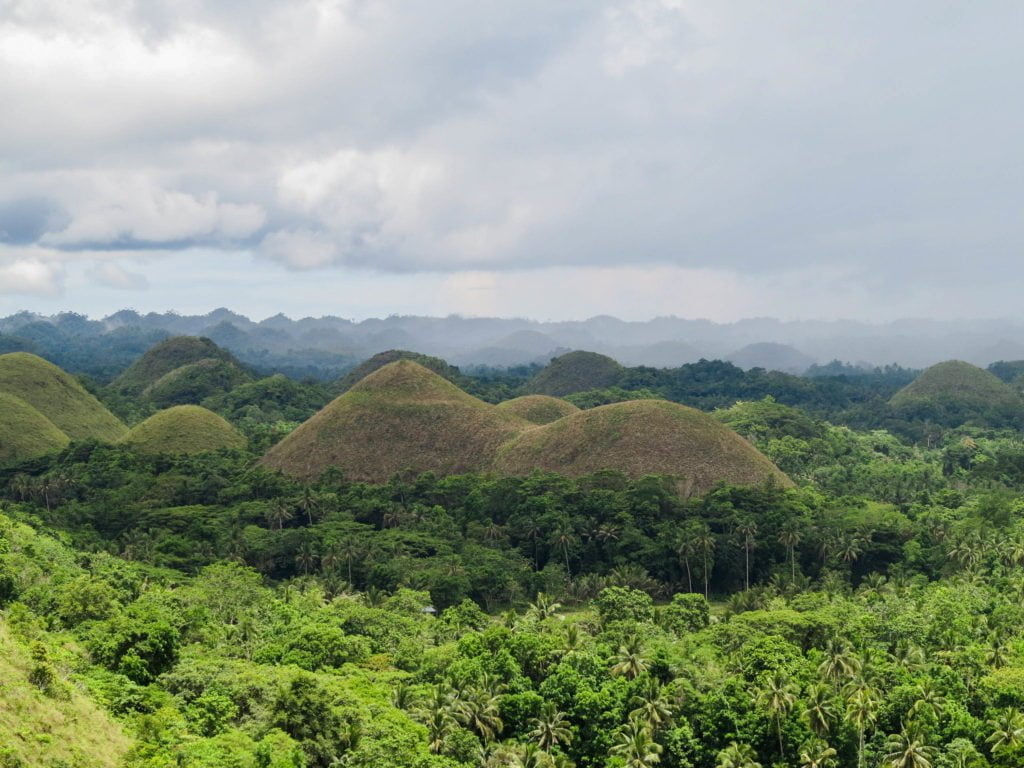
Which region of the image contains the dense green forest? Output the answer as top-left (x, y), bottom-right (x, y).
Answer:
top-left (3, 340), bottom-right (1024, 767)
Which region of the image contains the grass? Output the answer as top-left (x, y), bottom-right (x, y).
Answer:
top-left (0, 392), bottom-right (70, 465)
top-left (121, 405), bottom-right (247, 455)
top-left (493, 399), bottom-right (792, 496)
top-left (111, 336), bottom-right (240, 396)
top-left (263, 360), bottom-right (533, 481)
top-left (0, 352), bottom-right (127, 442)
top-left (0, 622), bottom-right (130, 768)
top-left (142, 357), bottom-right (251, 408)
top-left (495, 395), bottom-right (579, 424)
top-left (525, 350), bottom-right (624, 396)
top-left (890, 360), bottom-right (1023, 410)
top-left (333, 349), bottom-right (467, 394)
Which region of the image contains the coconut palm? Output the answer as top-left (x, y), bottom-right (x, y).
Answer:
top-left (528, 592), bottom-right (562, 621)
top-left (818, 639), bottom-right (861, 690)
top-left (756, 670), bottom-right (798, 757)
top-left (882, 723), bottom-right (937, 768)
top-left (675, 535), bottom-right (697, 593)
top-left (715, 741), bottom-right (762, 768)
top-left (779, 521), bottom-right (802, 581)
top-left (294, 541), bottom-right (317, 575)
top-left (418, 685), bottom-right (457, 753)
top-left (736, 519), bottom-right (758, 590)
top-left (551, 526), bottom-right (576, 577)
top-left (798, 738), bottom-right (838, 768)
top-left (909, 680), bottom-right (946, 722)
top-left (527, 701), bottom-right (572, 751)
top-left (694, 526), bottom-right (716, 599)
top-left (986, 707), bottom-right (1024, 756)
top-left (610, 718), bottom-right (662, 767)
top-left (611, 634), bottom-right (649, 680)
top-left (629, 677), bottom-right (673, 730)
top-left (803, 684), bottom-right (837, 737)
top-left (454, 686), bottom-right (503, 743)
top-left (844, 686), bottom-right (879, 768)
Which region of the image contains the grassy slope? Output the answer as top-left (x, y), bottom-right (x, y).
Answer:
top-left (142, 357), bottom-right (252, 407)
top-left (111, 336), bottom-right (240, 396)
top-left (525, 350), bottom-right (624, 396)
top-left (0, 392), bottom-right (70, 465)
top-left (494, 399), bottom-right (791, 495)
top-left (0, 353), bottom-right (127, 441)
top-left (890, 360), bottom-right (1023, 410)
top-left (495, 395), bottom-right (580, 425)
top-left (0, 622), bottom-right (130, 767)
top-left (121, 405), bottom-right (247, 455)
top-left (263, 360), bottom-right (533, 481)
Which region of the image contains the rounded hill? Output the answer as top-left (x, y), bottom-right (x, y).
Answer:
top-left (142, 357), bottom-right (251, 408)
top-left (334, 350), bottom-right (465, 394)
top-left (525, 350), bottom-right (624, 396)
top-left (494, 399), bottom-right (791, 496)
top-left (496, 395), bottom-right (579, 425)
top-left (120, 405), bottom-right (247, 455)
top-left (263, 360), bottom-right (532, 481)
top-left (112, 336), bottom-right (240, 396)
top-left (0, 352), bottom-right (127, 441)
top-left (0, 393), bottom-right (70, 464)
top-left (889, 360), bottom-right (1024, 426)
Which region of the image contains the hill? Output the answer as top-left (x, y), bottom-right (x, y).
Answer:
top-left (334, 349), bottom-right (466, 394)
top-left (142, 357), bottom-right (252, 408)
top-left (525, 350), bottom-right (624, 396)
top-left (111, 336), bottom-right (240, 395)
top-left (889, 360), bottom-right (1024, 426)
top-left (727, 342), bottom-right (816, 374)
top-left (0, 620), bottom-right (130, 767)
top-left (494, 399), bottom-right (791, 496)
top-left (0, 352), bottom-right (127, 441)
top-left (0, 392), bottom-right (70, 464)
top-left (262, 360), bottom-right (531, 481)
top-left (496, 395), bottom-right (580, 424)
top-left (121, 405), bottom-right (247, 455)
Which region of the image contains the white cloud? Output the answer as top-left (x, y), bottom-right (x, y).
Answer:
top-left (0, 255), bottom-right (63, 296)
top-left (88, 261), bottom-right (149, 290)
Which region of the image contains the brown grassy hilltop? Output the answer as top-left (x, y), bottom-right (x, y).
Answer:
top-left (493, 399), bottom-right (791, 496)
top-left (496, 395), bottom-right (580, 425)
top-left (261, 360), bottom-right (533, 481)
top-left (121, 405), bottom-right (247, 455)
top-left (0, 392), bottom-right (70, 465)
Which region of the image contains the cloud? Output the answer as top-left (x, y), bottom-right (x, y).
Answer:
top-left (1, 0), bottom-right (1023, 319)
top-left (0, 255), bottom-right (63, 296)
top-left (88, 262), bottom-right (149, 290)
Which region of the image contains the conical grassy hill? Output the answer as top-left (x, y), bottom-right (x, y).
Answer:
top-left (525, 350), bottom-right (624, 396)
top-left (889, 360), bottom-right (1024, 426)
top-left (262, 360), bottom-right (532, 481)
top-left (0, 392), bottom-right (70, 464)
top-left (0, 352), bottom-right (126, 441)
top-left (112, 336), bottom-right (241, 396)
top-left (142, 357), bottom-right (252, 408)
top-left (496, 395), bottom-right (579, 425)
top-left (333, 349), bottom-right (466, 394)
top-left (121, 405), bottom-right (247, 455)
top-left (494, 399), bottom-right (791, 496)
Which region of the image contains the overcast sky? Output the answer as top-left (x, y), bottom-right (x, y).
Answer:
top-left (1, 1), bottom-right (1022, 321)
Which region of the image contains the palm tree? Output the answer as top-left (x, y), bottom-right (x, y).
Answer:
top-left (527, 702), bottom-right (572, 751)
top-left (266, 499), bottom-right (294, 530)
top-left (294, 541), bottom-right (317, 575)
top-left (418, 685), bottom-right (457, 753)
top-left (756, 670), bottom-right (798, 758)
top-left (909, 680), bottom-right (946, 723)
top-left (986, 707), bottom-right (1024, 756)
top-left (675, 535), bottom-right (696, 592)
top-left (611, 634), bottom-right (649, 680)
top-left (882, 723), bottom-right (937, 768)
top-left (799, 739), bottom-right (838, 768)
top-left (551, 526), bottom-right (576, 577)
top-left (844, 686), bottom-right (879, 768)
top-left (629, 678), bottom-right (673, 731)
top-left (837, 533), bottom-right (864, 565)
top-left (736, 519), bottom-right (758, 590)
top-left (803, 684), bottom-right (836, 737)
top-left (528, 592), bottom-right (562, 621)
top-left (610, 718), bottom-right (663, 767)
top-left (454, 687), bottom-right (503, 743)
top-left (779, 521), bottom-right (802, 581)
top-left (818, 639), bottom-right (861, 690)
top-left (338, 539), bottom-right (364, 584)
top-left (715, 741), bottom-right (762, 768)
top-left (694, 526), bottom-right (716, 599)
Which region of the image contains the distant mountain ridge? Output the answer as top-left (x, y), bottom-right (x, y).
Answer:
top-left (6, 309), bottom-right (1024, 377)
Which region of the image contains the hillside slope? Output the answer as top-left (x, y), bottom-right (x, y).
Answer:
top-left (890, 360), bottom-right (1024, 426)
top-left (112, 336), bottom-right (241, 396)
top-left (494, 399), bottom-right (791, 495)
top-left (0, 353), bottom-right (127, 441)
top-left (525, 350), bottom-right (624, 396)
top-left (0, 392), bottom-right (70, 464)
top-left (263, 360), bottom-right (532, 481)
top-left (496, 395), bottom-right (579, 425)
top-left (121, 405), bottom-right (247, 455)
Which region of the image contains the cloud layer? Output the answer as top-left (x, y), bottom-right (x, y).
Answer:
top-left (1, 0), bottom-right (1023, 318)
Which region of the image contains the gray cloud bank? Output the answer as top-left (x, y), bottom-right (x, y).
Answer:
top-left (1, 1), bottom-right (1023, 319)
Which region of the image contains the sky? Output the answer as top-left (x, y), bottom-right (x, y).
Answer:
top-left (1, 0), bottom-right (1023, 322)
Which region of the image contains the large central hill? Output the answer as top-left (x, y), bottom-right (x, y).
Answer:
top-left (263, 360), bottom-right (789, 491)
top-left (493, 399), bottom-right (791, 496)
top-left (262, 360), bottom-right (533, 481)
top-left (0, 352), bottom-right (127, 441)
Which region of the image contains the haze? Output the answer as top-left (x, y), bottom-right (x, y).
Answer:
top-left (2, 1), bottom-right (1023, 321)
